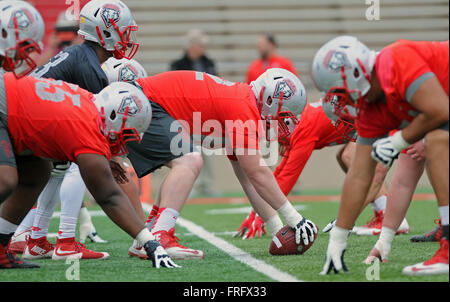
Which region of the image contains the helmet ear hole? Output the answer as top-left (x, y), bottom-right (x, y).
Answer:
top-left (353, 68), bottom-right (360, 78)
top-left (103, 30), bottom-right (112, 38)
top-left (2, 29), bottom-right (7, 39)
top-left (110, 110), bottom-right (117, 120)
top-left (266, 96), bottom-right (273, 106)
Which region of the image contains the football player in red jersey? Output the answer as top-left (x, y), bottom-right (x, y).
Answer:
top-left (0, 74), bottom-right (181, 269)
top-left (312, 36), bottom-right (448, 276)
top-left (126, 68), bottom-right (319, 260)
top-left (233, 98), bottom-right (409, 240)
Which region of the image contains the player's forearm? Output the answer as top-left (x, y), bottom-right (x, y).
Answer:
top-left (97, 191), bottom-right (146, 238)
top-left (402, 112), bottom-right (448, 144)
top-left (336, 144), bottom-right (377, 230)
top-left (246, 166), bottom-right (288, 210)
top-left (363, 163), bottom-right (389, 206)
top-left (232, 160), bottom-right (279, 220)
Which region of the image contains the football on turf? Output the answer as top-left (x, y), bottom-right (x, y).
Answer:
top-left (269, 225), bottom-right (318, 255)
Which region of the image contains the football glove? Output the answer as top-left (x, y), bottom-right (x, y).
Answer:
top-left (322, 218), bottom-right (336, 233)
top-left (244, 214), bottom-right (267, 240)
top-left (320, 227), bottom-right (349, 275)
top-left (294, 217), bottom-right (318, 246)
top-left (371, 131), bottom-right (411, 168)
top-left (233, 210), bottom-right (256, 238)
top-left (143, 240), bottom-right (181, 268)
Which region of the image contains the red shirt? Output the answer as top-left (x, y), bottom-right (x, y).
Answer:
top-left (274, 101), bottom-right (348, 195)
top-left (245, 54), bottom-right (298, 84)
top-left (4, 73), bottom-right (111, 162)
top-left (137, 71), bottom-right (263, 152)
top-left (357, 40), bottom-right (449, 141)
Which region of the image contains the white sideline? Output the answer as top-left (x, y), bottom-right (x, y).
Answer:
top-left (176, 217), bottom-right (302, 282)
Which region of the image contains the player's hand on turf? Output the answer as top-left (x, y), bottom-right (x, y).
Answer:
top-left (371, 137), bottom-right (400, 168)
top-left (244, 214), bottom-right (267, 240)
top-left (233, 210), bottom-right (256, 238)
top-left (143, 240), bottom-right (181, 268)
top-left (320, 230), bottom-right (348, 275)
top-left (363, 239), bottom-right (391, 264)
top-left (294, 217), bottom-right (318, 246)
top-left (109, 159), bottom-right (128, 184)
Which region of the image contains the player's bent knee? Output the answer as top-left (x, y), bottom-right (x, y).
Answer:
top-left (424, 129), bottom-right (449, 156)
top-left (0, 166), bottom-right (18, 200)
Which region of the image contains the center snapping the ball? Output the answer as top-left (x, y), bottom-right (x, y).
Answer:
top-left (269, 225), bottom-right (318, 255)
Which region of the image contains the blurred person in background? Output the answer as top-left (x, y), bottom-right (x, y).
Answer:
top-left (35, 11), bottom-right (83, 66)
top-left (170, 29), bottom-right (221, 197)
top-left (245, 33), bottom-right (298, 84)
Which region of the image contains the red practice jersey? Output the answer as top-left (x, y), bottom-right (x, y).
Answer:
top-left (274, 101), bottom-right (348, 195)
top-left (245, 54), bottom-right (298, 84)
top-left (137, 71), bottom-right (263, 153)
top-left (3, 73), bottom-right (110, 162)
top-left (357, 40), bottom-right (449, 143)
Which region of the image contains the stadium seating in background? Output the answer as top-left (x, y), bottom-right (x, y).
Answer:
top-left (126, 0), bottom-right (449, 89)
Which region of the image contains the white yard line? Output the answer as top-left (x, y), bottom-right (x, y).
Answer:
top-left (176, 217), bottom-right (302, 282)
top-left (53, 205), bottom-right (302, 282)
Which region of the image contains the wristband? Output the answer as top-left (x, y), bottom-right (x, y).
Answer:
top-left (136, 228), bottom-right (155, 246)
top-left (391, 131), bottom-right (411, 152)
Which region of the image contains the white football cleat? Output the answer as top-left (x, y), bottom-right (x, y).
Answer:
top-left (128, 239), bottom-right (143, 258)
top-left (80, 223), bottom-right (107, 244)
top-left (396, 218), bottom-right (410, 235)
top-left (402, 239), bottom-right (449, 276)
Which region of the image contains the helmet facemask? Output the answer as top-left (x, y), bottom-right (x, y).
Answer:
top-left (2, 16), bottom-right (41, 78)
top-left (100, 106), bottom-right (143, 157)
top-left (96, 18), bottom-right (139, 60)
top-left (324, 58), bottom-right (371, 120)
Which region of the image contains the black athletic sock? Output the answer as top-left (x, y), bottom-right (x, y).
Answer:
top-left (0, 232), bottom-right (14, 248)
top-left (442, 224), bottom-right (449, 241)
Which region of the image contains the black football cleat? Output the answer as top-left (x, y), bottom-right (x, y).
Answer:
top-left (1, 243), bottom-right (40, 269)
top-left (410, 219), bottom-right (442, 243)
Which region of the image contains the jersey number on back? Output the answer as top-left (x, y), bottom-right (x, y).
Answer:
top-left (195, 72), bottom-right (235, 87)
top-left (35, 79), bottom-right (81, 107)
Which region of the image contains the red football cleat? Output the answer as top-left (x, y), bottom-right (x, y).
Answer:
top-left (403, 239), bottom-right (449, 276)
top-left (150, 228), bottom-right (204, 260)
top-left (7, 228), bottom-right (31, 254)
top-left (52, 237), bottom-right (109, 260)
top-left (23, 237), bottom-right (55, 259)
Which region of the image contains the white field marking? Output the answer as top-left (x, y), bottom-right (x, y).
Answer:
top-left (206, 204), bottom-right (307, 215)
top-left (177, 217), bottom-right (302, 282)
top-left (141, 204), bottom-right (301, 282)
top-left (52, 210), bottom-right (105, 218)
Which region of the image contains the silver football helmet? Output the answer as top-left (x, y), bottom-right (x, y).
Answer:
top-left (101, 57), bottom-right (147, 84)
top-left (0, 0), bottom-right (44, 78)
top-left (94, 82), bottom-right (152, 156)
top-left (311, 36), bottom-right (377, 119)
top-left (322, 98), bottom-right (357, 142)
top-left (78, 0), bottom-right (139, 59)
top-left (251, 68), bottom-right (307, 145)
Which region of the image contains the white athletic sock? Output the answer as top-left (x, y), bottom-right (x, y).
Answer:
top-left (30, 176), bottom-right (62, 239)
top-left (15, 208), bottom-right (36, 235)
top-left (151, 208), bottom-right (179, 233)
top-left (266, 215), bottom-right (283, 237)
top-left (58, 163), bottom-right (86, 239)
top-left (277, 202), bottom-right (302, 228)
top-left (0, 217), bottom-right (18, 235)
top-left (371, 195), bottom-right (387, 213)
top-left (79, 207), bottom-right (95, 233)
top-left (439, 206), bottom-right (449, 226)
